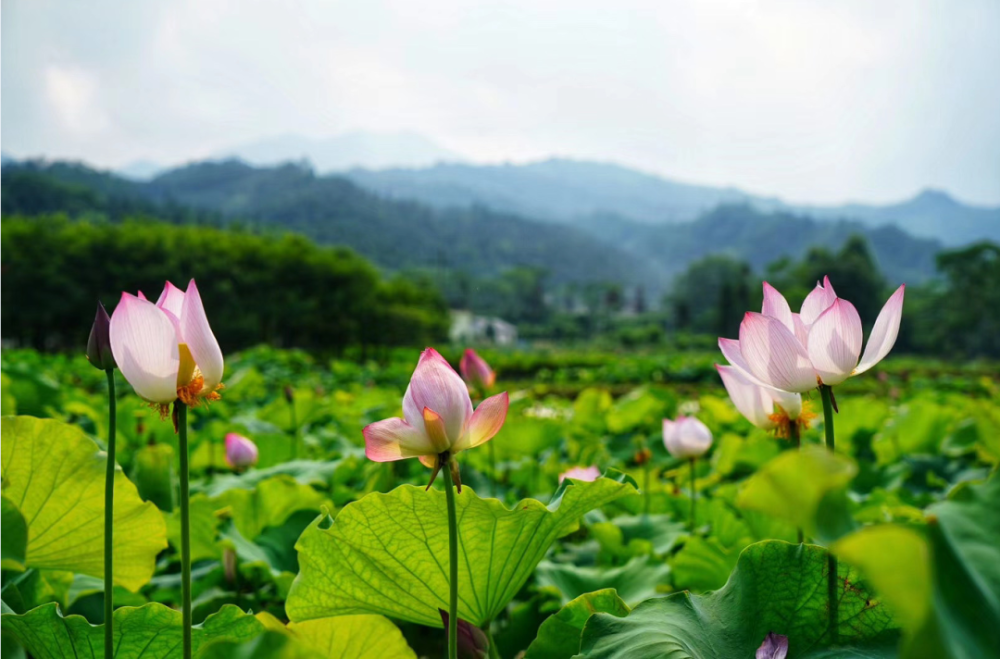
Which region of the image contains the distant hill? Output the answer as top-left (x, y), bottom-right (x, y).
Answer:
top-left (345, 158), bottom-right (1000, 246)
top-left (1, 158), bottom-right (943, 290)
top-left (116, 160), bottom-right (165, 181)
top-left (218, 131), bottom-right (464, 172)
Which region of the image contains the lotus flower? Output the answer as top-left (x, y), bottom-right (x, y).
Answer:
top-left (716, 364), bottom-right (808, 436)
top-left (225, 433), bottom-right (258, 470)
top-left (720, 278), bottom-right (904, 393)
top-left (460, 348), bottom-right (496, 392)
top-left (109, 280), bottom-right (224, 412)
top-left (663, 416), bottom-right (713, 460)
top-left (364, 348), bottom-right (509, 472)
top-left (86, 301), bottom-right (116, 371)
top-left (756, 632), bottom-right (789, 659)
top-left (439, 610), bottom-right (489, 659)
top-left (559, 466), bottom-right (601, 483)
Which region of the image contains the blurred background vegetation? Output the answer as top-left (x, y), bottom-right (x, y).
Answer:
top-left (2, 158), bottom-right (997, 360)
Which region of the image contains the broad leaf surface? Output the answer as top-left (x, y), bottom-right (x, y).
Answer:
top-left (0, 602), bottom-right (262, 658)
top-left (1, 495), bottom-right (28, 570)
top-left (536, 556), bottom-right (670, 606)
top-left (524, 589), bottom-right (629, 659)
top-left (579, 540), bottom-right (899, 658)
top-left (286, 472), bottom-right (637, 627)
top-left (0, 416), bottom-right (167, 590)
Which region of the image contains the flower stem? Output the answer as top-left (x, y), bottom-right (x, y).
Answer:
top-left (441, 456), bottom-right (460, 659)
top-left (103, 369), bottom-right (116, 658)
top-left (819, 384), bottom-right (838, 645)
top-left (177, 402), bottom-right (192, 659)
top-left (790, 420), bottom-right (804, 544)
top-left (289, 395), bottom-right (299, 460)
top-left (485, 624), bottom-right (501, 659)
top-left (689, 458), bottom-right (696, 534)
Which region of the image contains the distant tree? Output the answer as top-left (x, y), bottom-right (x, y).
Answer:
top-left (668, 255), bottom-right (753, 335)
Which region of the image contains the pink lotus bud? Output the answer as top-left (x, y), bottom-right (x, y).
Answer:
top-left (460, 349), bottom-right (496, 392)
top-left (559, 466), bottom-right (601, 483)
top-left (86, 301), bottom-right (116, 371)
top-left (756, 632), bottom-right (788, 659)
top-left (439, 610), bottom-right (489, 659)
top-left (225, 433), bottom-right (258, 471)
top-left (662, 416), bottom-right (713, 460)
top-left (364, 348), bottom-right (508, 468)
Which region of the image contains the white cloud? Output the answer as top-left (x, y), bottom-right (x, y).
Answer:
top-left (2, 0), bottom-right (998, 204)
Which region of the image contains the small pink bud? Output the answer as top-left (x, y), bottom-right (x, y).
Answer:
top-left (756, 632), bottom-right (788, 659)
top-left (559, 466), bottom-right (601, 483)
top-left (225, 433), bottom-right (258, 471)
top-left (439, 609), bottom-right (489, 659)
top-left (86, 302), bottom-right (116, 371)
top-left (460, 349), bottom-right (496, 392)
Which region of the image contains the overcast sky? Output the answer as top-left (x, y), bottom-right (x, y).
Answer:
top-left (3, 0), bottom-right (999, 205)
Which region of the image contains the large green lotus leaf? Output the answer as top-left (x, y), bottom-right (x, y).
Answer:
top-left (524, 589), bottom-right (629, 659)
top-left (286, 472), bottom-right (637, 627)
top-left (1, 496), bottom-right (28, 570)
top-left (0, 416), bottom-right (167, 591)
top-left (579, 540), bottom-right (899, 658)
top-left (198, 614), bottom-right (416, 659)
top-left (669, 535), bottom-right (741, 592)
top-left (736, 447), bottom-right (857, 544)
top-left (536, 556), bottom-right (670, 606)
top-left (198, 460), bottom-right (343, 497)
top-left (834, 474), bottom-right (1000, 658)
top-left (0, 602), bottom-right (262, 658)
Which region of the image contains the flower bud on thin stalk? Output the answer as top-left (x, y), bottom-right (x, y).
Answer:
top-left (364, 348), bottom-right (509, 659)
top-left (87, 301), bottom-right (117, 659)
top-left (717, 276), bottom-right (905, 645)
top-left (109, 279), bottom-right (225, 659)
top-left (663, 416), bottom-right (712, 534)
top-left (225, 433), bottom-right (258, 472)
top-left (460, 349), bottom-right (500, 496)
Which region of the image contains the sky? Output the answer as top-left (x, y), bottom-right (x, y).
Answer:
top-left (3, 0), bottom-right (999, 205)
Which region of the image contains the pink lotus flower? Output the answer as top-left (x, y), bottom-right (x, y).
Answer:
top-left (364, 348), bottom-right (509, 470)
top-left (716, 364), bottom-right (802, 431)
top-left (663, 416), bottom-right (713, 459)
top-left (109, 280), bottom-right (224, 411)
top-left (225, 433), bottom-right (258, 470)
top-left (719, 278), bottom-right (905, 393)
top-left (460, 349), bottom-right (496, 392)
top-left (559, 466), bottom-right (601, 483)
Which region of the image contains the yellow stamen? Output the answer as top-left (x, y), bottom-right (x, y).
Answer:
top-left (768, 400), bottom-right (816, 439)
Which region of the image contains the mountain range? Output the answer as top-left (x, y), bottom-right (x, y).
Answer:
top-left (0, 156), bottom-right (949, 293)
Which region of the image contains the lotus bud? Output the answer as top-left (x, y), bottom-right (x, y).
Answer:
top-left (662, 416), bottom-right (713, 460)
top-left (86, 302), bottom-right (116, 371)
top-left (756, 632), bottom-right (789, 659)
top-left (460, 349), bottom-right (496, 394)
top-left (559, 466), bottom-right (601, 483)
top-left (225, 433), bottom-right (258, 471)
top-left (439, 609), bottom-right (489, 659)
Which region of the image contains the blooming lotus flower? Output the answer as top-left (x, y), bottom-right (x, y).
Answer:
top-left (720, 278), bottom-right (904, 393)
top-left (109, 279), bottom-right (224, 414)
top-left (559, 466), bottom-right (601, 483)
top-left (364, 348), bottom-right (509, 479)
top-left (662, 416), bottom-right (713, 460)
top-left (460, 348), bottom-right (496, 392)
top-left (225, 433), bottom-right (258, 470)
top-left (716, 364), bottom-right (811, 437)
top-left (86, 301), bottom-right (116, 371)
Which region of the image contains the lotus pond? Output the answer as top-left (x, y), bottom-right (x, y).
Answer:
top-left (1, 345), bottom-right (998, 658)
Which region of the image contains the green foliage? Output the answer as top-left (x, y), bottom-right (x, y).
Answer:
top-left (1, 215), bottom-right (448, 352)
top-left (1, 416), bottom-right (167, 591)
top-left (578, 541), bottom-right (899, 658)
top-left (524, 589), bottom-right (629, 659)
top-left (286, 474), bottom-right (637, 627)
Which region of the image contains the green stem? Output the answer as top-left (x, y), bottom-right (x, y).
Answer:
top-left (104, 369), bottom-right (116, 657)
top-left (488, 439), bottom-right (497, 498)
top-left (484, 624), bottom-right (501, 659)
top-left (442, 457), bottom-right (460, 659)
top-left (177, 402), bottom-right (192, 659)
top-left (289, 396), bottom-right (299, 460)
top-left (819, 385), bottom-right (838, 645)
top-left (643, 461), bottom-right (651, 516)
top-left (790, 420), bottom-right (804, 544)
top-left (689, 458), bottom-right (696, 534)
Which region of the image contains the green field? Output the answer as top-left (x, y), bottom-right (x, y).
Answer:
top-left (2, 345), bottom-right (998, 658)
